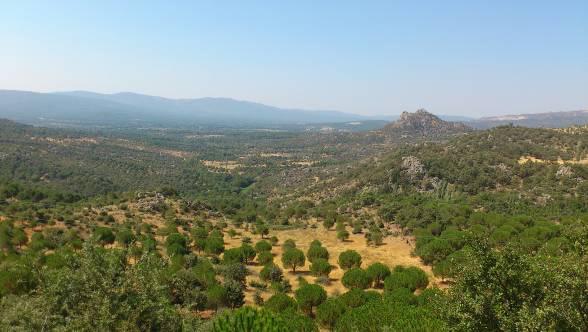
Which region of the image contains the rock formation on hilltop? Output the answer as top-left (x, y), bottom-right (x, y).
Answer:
top-left (382, 109), bottom-right (472, 138)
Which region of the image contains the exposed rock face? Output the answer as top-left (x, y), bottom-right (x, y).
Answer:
top-left (401, 156), bottom-right (425, 180)
top-left (136, 192), bottom-right (166, 212)
top-left (382, 109), bottom-right (472, 138)
top-left (556, 165), bottom-right (573, 177)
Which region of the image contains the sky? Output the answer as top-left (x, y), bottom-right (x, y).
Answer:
top-left (1, 1), bottom-right (587, 117)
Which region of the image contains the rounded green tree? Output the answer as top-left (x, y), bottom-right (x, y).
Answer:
top-left (338, 250), bottom-right (362, 270)
top-left (281, 248), bottom-right (305, 273)
top-left (366, 262), bottom-right (391, 288)
top-left (342, 268), bottom-right (371, 289)
top-left (295, 283), bottom-right (327, 316)
top-left (310, 258), bottom-right (333, 278)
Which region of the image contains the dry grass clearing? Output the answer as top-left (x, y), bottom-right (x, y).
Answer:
top-left (518, 156), bottom-right (588, 165)
top-left (224, 222), bottom-right (437, 306)
top-left (201, 160), bottom-right (242, 170)
top-left (33, 136), bottom-right (99, 145)
top-left (111, 139), bottom-right (194, 159)
top-left (290, 160), bottom-right (315, 166)
top-left (259, 152), bottom-right (292, 158)
top-left (10, 199), bottom-right (436, 308)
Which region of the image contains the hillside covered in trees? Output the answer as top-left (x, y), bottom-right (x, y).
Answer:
top-left (0, 116), bottom-right (587, 331)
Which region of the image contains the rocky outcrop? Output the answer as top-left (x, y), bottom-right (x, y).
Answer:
top-left (382, 109), bottom-right (472, 138)
top-left (136, 192), bottom-right (166, 212)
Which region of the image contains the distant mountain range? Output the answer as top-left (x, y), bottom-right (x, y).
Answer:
top-left (0, 90), bottom-right (585, 129)
top-left (0, 90), bottom-right (375, 128)
top-left (467, 110), bottom-right (588, 129)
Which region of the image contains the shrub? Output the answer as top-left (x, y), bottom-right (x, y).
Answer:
top-left (366, 262), bottom-right (391, 288)
top-left (212, 307), bottom-right (287, 331)
top-left (166, 242), bottom-right (187, 256)
top-left (310, 258), bottom-right (333, 278)
top-left (227, 229), bottom-right (237, 239)
top-left (224, 280), bottom-right (245, 309)
top-left (384, 266), bottom-right (429, 292)
top-left (257, 251), bottom-right (274, 265)
top-left (240, 244), bottom-right (256, 264)
top-left (342, 268), bottom-right (371, 289)
top-left (416, 238), bottom-right (453, 265)
top-left (142, 236), bottom-right (157, 253)
top-left (270, 280), bottom-right (292, 294)
top-left (93, 227), bottom-right (115, 245)
top-left (339, 288), bottom-right (370, 308)
top-left (191, 227), bottom-right (208, 252)
top-left (204, 236), bottom-right (225, 255)
top-left (194, 259), bottom-right (217, 288)
top-left (223, 248), bottom-right (244, 264)
top-left (309, 240), bottom-right (322, 247)
top-left (367, 229), bottom-right (383, 246)
top-left (335, 297), bottom-right (447, 332)
top-left (165, 233), bottom-right (187, 247)
top-left (220, 263), bottom-right (248, 285)
top-left (115, 228), bottom-right (135, 247)
top-left (254, 290), bottom-right (264, 306)
top-left (264, 293), bottom-right (297, 313)
top-left (250, 280), bottom-right (267, 289)
top-left (282, 239), bottom-right (296, 251)
top-left (206, 285), bottom-right (227, 311)
top-left (295, 283), bottom-right (327, 315)
top-left (323, 218), bottom-right (335, 230)
top-left (307, 245), bottom-right (329, 263)
top-left (255, 223), bottom-right (270, 238)
top-left (260, 263), bottom-right (283, 283)
top-left (255, 240), bottom-right (272, 253)
top-left (316, 298), bottom-right (346, 329)
top-left (338, 250), bottom-right (362, 270)
top-left (281, 248), bottom-right (305, 273)
top-left (337, 230), bottom-right (350, 242)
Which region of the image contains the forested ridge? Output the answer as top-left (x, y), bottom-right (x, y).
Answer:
top-left (0, 118), bottom-right (587, 331)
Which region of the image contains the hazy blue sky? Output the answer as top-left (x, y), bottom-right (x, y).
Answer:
top-left (1, 1), bottom-right (586, 116)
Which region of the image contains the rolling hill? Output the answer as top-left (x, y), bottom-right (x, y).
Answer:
top-left (0, 90), bottom-right (370, 128)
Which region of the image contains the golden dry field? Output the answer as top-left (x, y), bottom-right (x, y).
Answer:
top-left (223, 222), bottom-right (437, 306)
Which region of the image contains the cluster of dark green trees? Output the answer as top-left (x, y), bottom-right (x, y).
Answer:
top-left (212, 238), bottom-right (441, 332)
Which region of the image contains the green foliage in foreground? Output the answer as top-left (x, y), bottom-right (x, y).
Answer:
top-left (0, 244), bottom-right (199, 331)
top-left (335, 288), bottom-right (447, 332)
top-left (212, 307), bottom-right (287, 332)
top-left (212, 307), bottom-right (317, 332)
top-left (444, 240), bottom-right (588, 332)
